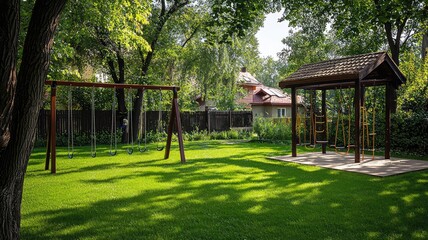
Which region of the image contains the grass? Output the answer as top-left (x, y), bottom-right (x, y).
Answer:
top-left (22, 141), bottom-right (428, 240)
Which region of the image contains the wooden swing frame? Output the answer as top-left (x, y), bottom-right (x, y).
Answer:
top-left (44, 80), bottom-right (186, 174)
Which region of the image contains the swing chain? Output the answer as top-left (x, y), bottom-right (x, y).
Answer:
top-left (110, 87), bottom-right (117, 156)
top-left (127, 88), bottom-right (134, 154)
top-left (67, 86), bottom-right (74, 159)
top-left (157, 90), bottom-right (164, 151)
top-left (91, 87), bottom-right (96, 158)
top-left (138, 89), bottom-right (148, 152)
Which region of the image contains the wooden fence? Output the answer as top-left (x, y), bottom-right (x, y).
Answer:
top-left (36, 110), bottom-right (253, 140)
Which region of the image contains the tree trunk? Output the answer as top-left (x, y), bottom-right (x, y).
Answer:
top-left (106, 55), bottom-right (127, 143)
top-left (423, 33), bottom-right (428, 60)
top-left (0, 0), bottom-right (19, 150)
top-left (384, 22), bottom-right (400, 113)
top-left (132, 90), bottom-right (144, 141)
top-left (0, 0), bottom-right (67, 238)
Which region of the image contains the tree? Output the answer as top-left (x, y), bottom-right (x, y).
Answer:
top-left (0, 0), bottom-right (67, 238)
top-left (255, 57), bottom-right (282, 88)
top-left (282, 0), bottom-right (427, 65)
top-left (279, 29), bottom-right (338, 75)
top-left (0, 0), bottom-right (276, 236)
top-left (280, 0), bottom-right (427, 111)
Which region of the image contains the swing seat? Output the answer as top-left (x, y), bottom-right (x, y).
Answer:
top-left (335, 146), bottom-right (346, 149)
top-left (347, 144), bottom-right (355, 148)
top-left (91, 152), bottom-right (96, 158)
top-left (316, 140), bottom-right (328, 144)
top-left (127, 148), bottom-right (134, 155)
top-left (68, 153), bottom-right (74, 159)
top-left (315, 121), bottom-right (325, 124)
top-left (109, 151), bottom-right (117, 156)
top-left (156, 146), bottom-right (164, 151)
top-left (315, 130), bottom-right (325, 133)
top-left (362, 148), bottom-right (375, 151)
top-left (139, 147), bottom-right (148, 153)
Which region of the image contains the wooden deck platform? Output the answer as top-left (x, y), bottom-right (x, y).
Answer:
top-left (269, 152), bottom-right (428, 177)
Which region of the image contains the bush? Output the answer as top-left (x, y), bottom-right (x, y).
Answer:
top-left (253, 117), bottom-right (292, 142)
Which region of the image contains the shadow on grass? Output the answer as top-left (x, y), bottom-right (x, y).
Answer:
top-left (23, 141), bottom-right (428, 239)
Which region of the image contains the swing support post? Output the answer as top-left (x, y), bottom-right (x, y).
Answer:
top-left (165, 87), bottom-right (186, 163)
top-left (45, 81), bottom-right (57, 174)
top-left (44, 80), bottom-right (186, 174)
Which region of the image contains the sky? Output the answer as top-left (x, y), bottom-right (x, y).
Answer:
top-left (255, 11), bottom-right (290, 60)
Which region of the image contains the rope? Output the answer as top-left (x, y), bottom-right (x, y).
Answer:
top-left (138, 89), bottom-right (148, 152)
top-left (127, 88), bottom-right (134, 154)
top-left (334, 88), bottom-right (348, 155)
top-left (67, 86), bottom-right (74, 159)
top-left (157, 90), bottom-right (164, 151)
top-left (90, 87), bottom-right (96, 158)
top-left (110, 87), bottom-right (117, 156)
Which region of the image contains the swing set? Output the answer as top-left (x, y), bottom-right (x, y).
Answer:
top-left (329, 87), bottom-right (378, 160)
top-left (45, 80), bottom-right (186, 174)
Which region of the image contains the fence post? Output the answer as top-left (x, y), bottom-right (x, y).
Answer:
top-left (206, 107), bottom-right (210, 132)
top-left (229, 110), bottom-right (232, 129)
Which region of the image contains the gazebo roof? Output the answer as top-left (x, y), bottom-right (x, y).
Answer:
top-left (279, 52), bottom-right (406, 89)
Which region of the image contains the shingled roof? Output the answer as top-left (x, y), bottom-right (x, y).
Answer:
top-left (279, 52), bottom-right (406, 89)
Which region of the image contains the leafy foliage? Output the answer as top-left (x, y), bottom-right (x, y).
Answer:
top-left (253, 117), bottom-right (292, 142)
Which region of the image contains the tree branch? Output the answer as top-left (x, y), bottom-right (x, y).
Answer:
top-left (181, 25), bottom-right (199, 48)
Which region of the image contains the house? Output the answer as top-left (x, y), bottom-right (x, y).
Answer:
top-left (238, 67), bottom-right (303, 118)
top-left (252, 86), bottom-right (298, 118)
top-left (236, 67), bottom-right (263, 108)
top-left (195, 67), bottom-right (302, 116)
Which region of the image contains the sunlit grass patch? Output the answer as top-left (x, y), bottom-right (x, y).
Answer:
top-left (22, 141), bottom-right (428, 240)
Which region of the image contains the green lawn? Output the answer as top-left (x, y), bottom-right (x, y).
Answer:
top-left (22, 141), bottom-right (428, 240)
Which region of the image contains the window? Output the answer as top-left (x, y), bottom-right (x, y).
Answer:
top-left (277, 108), bottom-right (286, 118)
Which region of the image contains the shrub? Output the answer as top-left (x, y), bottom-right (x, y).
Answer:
top-left (253, 117), bottom-right (292, 142)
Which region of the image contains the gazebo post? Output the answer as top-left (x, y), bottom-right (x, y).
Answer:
top-left (321, 89), bottom-right (327, 154)
top-left (354, 79), bottom-right (361, 163)
top-left (385, 83), bottom-right (391, 159)
top-left (310, 90), bottom-right (316, 145)
top-left (291, 87), bottom-right (297, 157)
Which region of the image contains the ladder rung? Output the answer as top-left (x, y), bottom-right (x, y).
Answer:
top-left (369, 133), bottom-right (376, 136)
top-left (315, 130), bottom-right (325, 133)
top-left (315, 121), bottom-right (325, 124)
top-left (315, 115), bottom-right (324, 118)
